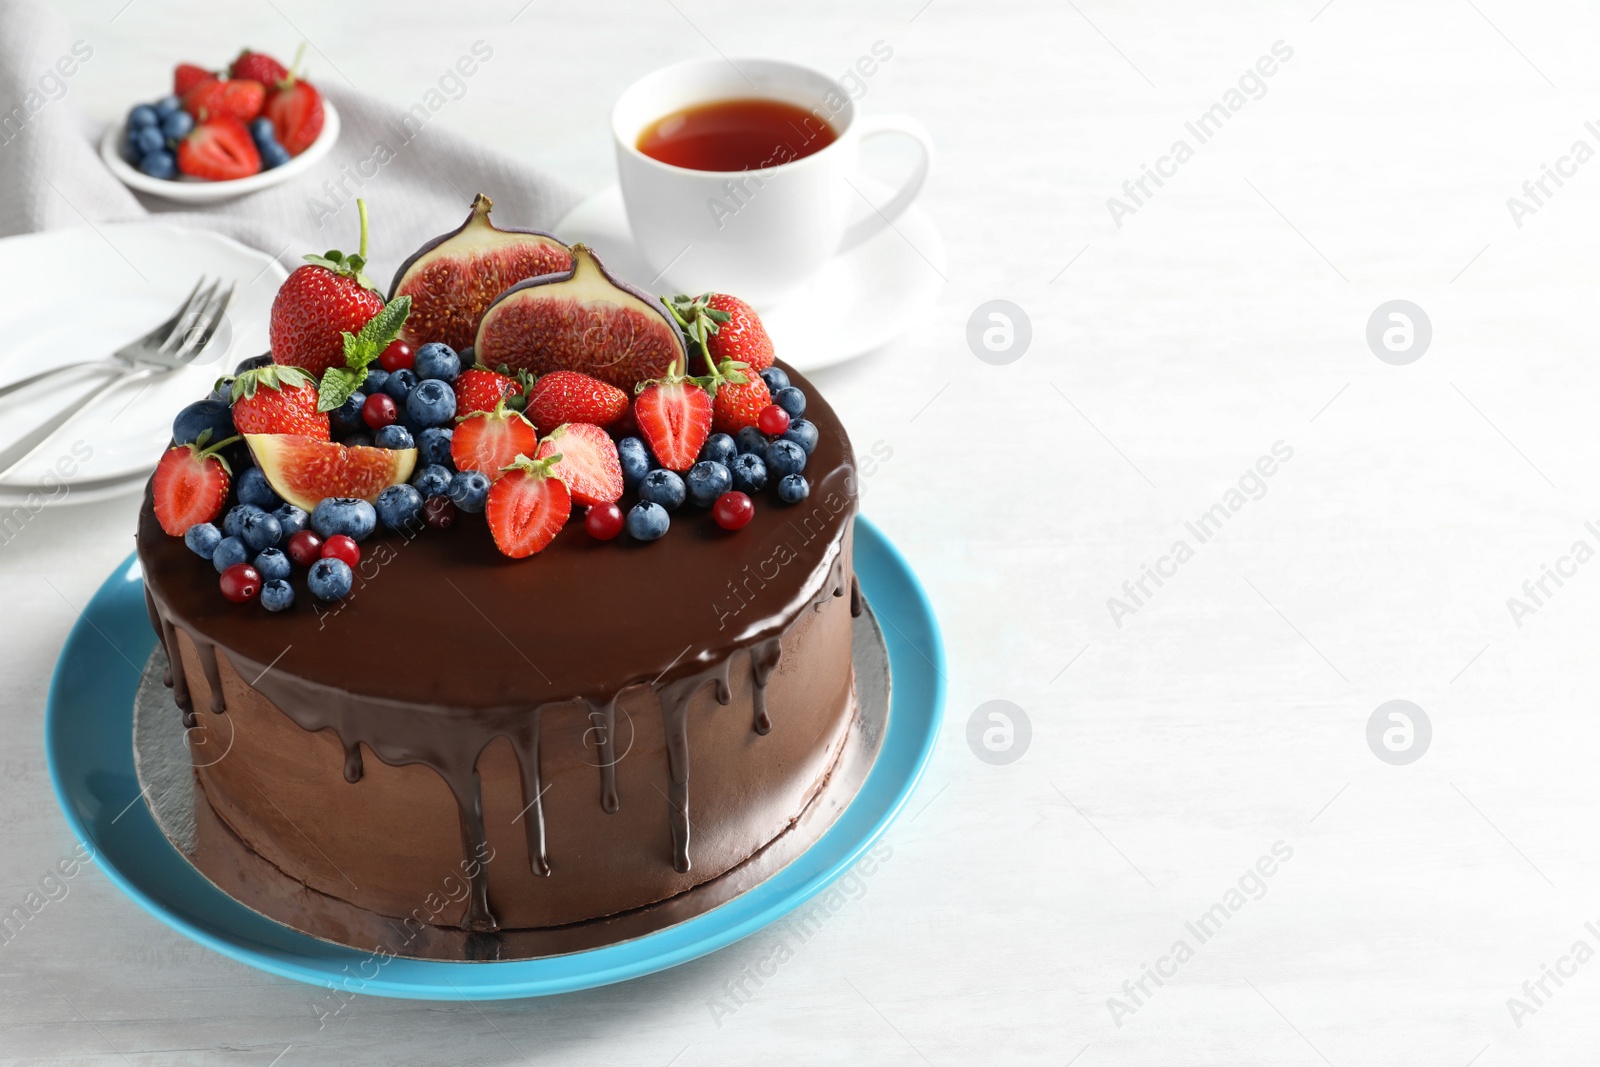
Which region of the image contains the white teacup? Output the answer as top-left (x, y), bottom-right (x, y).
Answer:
top-left (612, 57), bottom-right (933, 308)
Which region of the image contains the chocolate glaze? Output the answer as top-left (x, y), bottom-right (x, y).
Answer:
top-left (137, 362), bottom-right (858, 932)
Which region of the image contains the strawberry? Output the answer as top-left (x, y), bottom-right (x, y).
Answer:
top-left (485, 456), bottom-right (571, 559)
top-left (176, 117), bottom-right (261, 181)
top-left (230, 50), bottom-right (288, 85)
top-left (229, 365), bottom-right (330, 439)
top-left (265, 77), bottom-right (324, 156)
top-left (707, 360), bottom-right (771, 434)
top-left (174, 64), bottom-right (215, 98)
top-left (183, 78), bottom-right (266, 122)
top-left (523, 371), bottom-right (628, 434)
top-left (534, 423), bottom-right (622, 506)
top-left (666, 293), bottom-right (775, 374)
top-left (633, 358), bottom-right (713, 472)
top-left (270, 201), bottom-right (387, 375)
top-left (454, 367), bottom-right (525, 417)
top-left (152, 433), bottom-right (237, 537)
top-left (451, 403), bottom-right (537, 480)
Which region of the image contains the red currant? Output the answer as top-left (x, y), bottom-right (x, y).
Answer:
top-left (585, 502), bottom-right (625, 540)
top-left (286, 529), bottom-right (323, 567)
top-left (712, 491), bottom-right (754, 530)
top-left (378, 339), bottom-right (414, 373)
top-left (757, 404), bottom-right (790, 436)
top-left (219, 562), bottom-right (262, 603)
top-left (321, 534), bottom-right (361, 568)
top-left (423, 495), bottom-right (457, 529)
top-left (362, 392), bottom-right (398, 430)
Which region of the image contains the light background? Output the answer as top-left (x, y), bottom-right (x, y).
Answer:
top-left (5, 0), bottom-right (1600, 1063)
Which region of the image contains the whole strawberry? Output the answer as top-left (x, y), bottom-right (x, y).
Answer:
top-left (454, 366), bottom-right (525, 417)
top-left (230, 50), bottom-right (288, 85)
top-left (183, 78), bottom-right (266, 122)
top-left (230, 365), bottom-right (330, 439)
top-left (174, 63), bottom-right (215, 98)
top-left (270, 200), bottom-right (386, 376)
top-left (707, 359), bottom-right (771, 434)
top-left (523, 370), bottom-right (628, 433)
top-left (667, 292), bottom-right (774, 374)
top-left (152, 432), bottom-right (238, 536)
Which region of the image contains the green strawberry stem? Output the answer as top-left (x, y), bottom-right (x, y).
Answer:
top-left (355, 198), bottom-right (368, 262)
top-left (503, 452), bottom-right (562, 476)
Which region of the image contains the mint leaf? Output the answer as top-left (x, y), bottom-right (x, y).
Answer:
top-left (316, 365), bottom-right (363, 413)
top-left (316, 296), bottom-right (410, 412)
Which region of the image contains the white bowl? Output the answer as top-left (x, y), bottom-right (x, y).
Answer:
top-left (98, 100), bottom-right (340, 203)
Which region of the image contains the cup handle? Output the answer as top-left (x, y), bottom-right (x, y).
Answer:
top-left (838, 113), bottom-right (934, 253)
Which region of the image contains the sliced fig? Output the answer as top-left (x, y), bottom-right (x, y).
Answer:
top-left (474, 244), bottom-right (686, 390)
top-left (389, 194), bottom-right (573, 352)
top-left (247, 433), bottom-right (416, 511)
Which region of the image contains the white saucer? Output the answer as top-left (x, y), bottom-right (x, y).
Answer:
top-left (0, 223), bottom-right (285, 503)
top-left (98, 101), bottom-right (340, 204)
top-left (554, 182), bottom-right (945, 372)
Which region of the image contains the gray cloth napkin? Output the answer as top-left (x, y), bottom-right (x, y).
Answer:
top-left (0, 0), bottom-right (581, 283)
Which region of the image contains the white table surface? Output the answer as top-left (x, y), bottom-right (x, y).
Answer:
top-left (7, 0), bottom-right (1600, 1063)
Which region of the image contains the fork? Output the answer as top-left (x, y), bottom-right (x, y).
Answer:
top-left (0, 279), bottom-right (235, 480)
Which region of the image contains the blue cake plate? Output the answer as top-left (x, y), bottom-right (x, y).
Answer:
top-left (45, 517), bottom-right (943, 1000)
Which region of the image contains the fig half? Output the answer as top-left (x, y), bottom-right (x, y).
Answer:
top-left (474, 244), bottom-right (685, 389)
top-left (389, 193), bottom-right (572, 352)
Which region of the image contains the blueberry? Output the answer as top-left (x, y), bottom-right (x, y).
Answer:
top-left (236, 467), bottom-right (282, 510)
top-left (363, 366), bottom-right (390, 395)
top-left (376, 484), bottom-right (425, 531)
top-left (780, 418), bottom-right (819, 456)
top-left (414, 343), bottom-right (461, 383)
top-left (700, 433), bottom-right (737, 467)
top-left (375, 424), bottom-right (414, 450)
top-left (416, 428), bottom-right (454, 467)
top-left (272, 504), bottom-right (308, 538)
top-left (411, 463), bottom-right (452, 498)
top-left (765, 438), bottom-right (807, 477)
top-left (310, 497), bottom-right (378, 542)
top-left (458, 345), bottom-right (475, 366)
top-left (249, 117), bottom-right (275, 144)
top-left (307, 557), bottom-right (354, 601)
top-left (172, 398), bottom-right (234, 447)
top-left (253, 547), bottom-right (291, 582)
top-left (773, 386), bottom-right (806, 418)
top-left (448, 470), bottom-right (490, 514)
top-left (406, 379), bottom-right (457, 428)
top-left (128, 104), bottom-right (158, 129)
top-left (617, 437), bottom-right (652, 489)
top-left (137, 150), bottom-right (176, 180)
top-left (240, 510), bottom-right (282, 552)
top-left (235, 354), bottom-right (273, 374)
top-left (777, 474), bottom-right (810, 504)
top-left (223, 504), bottom-right (265, 539)
top-left (685, 461), bottom-right (732, 507)
top-left (626, 501), bottom-right (670, 541)
top-left (759, 367), bottom-right (790, 393)
top-left (330, 390), bottom-right (367, 435)
top-left (639, 469), bottom-right (686, 511)
top-left (212, 536), bottom-right (249, 573)
top-left (735, 426), bottom-right (768, 457)
top-left (260, 579), bottom-right (295, 612)
top-left (382, 368), bottom-right (417, 403)
top-left (161, 110), bottom-right (193, 140)
top-left (260, 142), bottom-right (291, 170)
top-left (729, 452), bottom-right (768, 494)
top-left (154, 95), bottom-right (181, 118)
top-left (133, 125), bottom-right (165, 156)
top-left (184, 522), bottom-right (222, 559)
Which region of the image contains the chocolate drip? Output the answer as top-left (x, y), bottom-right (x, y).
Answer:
top-left (159, 616), bottom-right (195, 728)
top-left (191, 637), bottom-right (227, 715)
top-left (343, 741), bottom-right (364, 784)
top-left (144, 588), bottom-right (169, 687)
top-left (441, 767), bottom-right (497, 932)
top-left (587, 697), bottom-right (620, 815)
top-left (850, 575), bottom-right (862, 618)
top-left (513, 709), bottom-right (550, 877)
top-left (750, 638), bottom-right (783, 735)
top-left (655, 677), bottom-right (701, 874)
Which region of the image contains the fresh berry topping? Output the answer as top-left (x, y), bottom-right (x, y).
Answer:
top-left (780, 418), bottom-right (819, 455)
top-left (264, 74), bottom-right (324, 156)
top-left (415, 428), bottom-right (454, 467)
top-left (307, 557), bottom-right (353, 601)
top-left (235, 466), bottom-right (282, 510)
top-left (686, 460), bottom-right (733, 507)
top-left (269, 201), bottom-right (388, 375)
top-left (772, 386), bottom-right (806, 418)
top-left (423, 495), bottom-right (457, 529)
top-left (777, 474), bottom-right (809, 504)
top-left (378, 339), bottom-right (414, 372)
top-left (329, 390), bottom-right (367, 435)
top-left (261, 578), bottom-right (295, 612)
top-left (758, 366), bottom-right (790, 393)
top-left (729, 451), bottom-right (768, 494)
top-left (176, 116), bottom-right (261, 181)
top-left (223, 504), bottom-right (262, 539)
top-left (712, 491), bottom-right (754, 530)
top-left (534, 423), bottom-right (623, 507)
top-left (245, 433), bottom-right (416, 512)
top-left (708, 362), bottom-right (771, 435)
top-left (375, 424), bottom-right (414, 450)
top-left (485, 456), bottom-right (572, 559)
top-left (667, 292), bottom-right (775, 373)
top-left (183, 78), bottom-right (266, 123)
top-left (585, 502), bottom-right (625, 540)
top-left (321, 533), bottom-right (360, 567)
top-left (523, 371), bottom-right (628, 433)
top-left (414, 343), bottom-right (461, 383)
top-left (765, 438), bottom-right (807, 477)
top-left (757, 404), bottom-right (790, 436)
top-left (254, 548), bottom-right (290, 582)
top-left (411, 463), bottom-right (452, 498)
top-left (174, 63), bottom-right (214, 98)
top-left (448, 470), bottom-right (491, 514)
top-left (273, 504), bottom-right (309, 538)
top-left (626, 501), bottom-right (670, 541)
top-left (184, 522), bottom-right (223, 559)
top-left (382, 369), bottom-right (418, 403)
top-left (219, 562), bottom-right (263, 603)
top-left (286, 529), bottom-right (323, 567)
top-left (362, 392), bottom-right (398, 429)
top-left (406, 379), bottom-right (457, 428)
top-left (213, 536), bottom-right (250, 573)
top-left (451, 404), bottom-right (536, 481)
top-left (173, 398), bottom-right (235, 447)
top-left (230, 365), bottom-right (329, 439)
top-left (152, 433), bottom-right (238, 537)
top-left (734, 427), bottom-right (768, 457)
top-left (700, 433), bottom-right (737, 467)
top-left (639, 469), bottom-right (686, 511)
top-left (452, 367), bottom-right (524, 416)
top-left (240, 509), bottom-right (282, 552)
top-left (363, 366), bottom-right (390, 395)
top-left (633, 372), bottom-right (713, 473)
top-left (230, 50), bottom-right (289, 85)
top-left (617, 435), bottom-right (652, 488)
top-left (310, 498), bottom-right (377, 542)
top-left (375, 484), bottom-right (425, 530)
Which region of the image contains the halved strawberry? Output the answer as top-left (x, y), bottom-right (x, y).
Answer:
top-left (230, 365), bottom-right (329, 439)
top-left (152, 434), bottom-right (237, 536)
top-left (265, 77), bottom-right (324, 156)
top-left (183, 78), bottom-right (266, 122)
top-left (177, 117), bottom-right (261, 181)
top-left (230, 50), bottom-right (288, 85)
top-left (534, 423), bottom-right (622, 506)
top-left (454, 367), bottom-right (524, 416)
top-left (634, 371), bottom-right (712, 472)
top-left (451, 403), bottom-right (536, 480)
top-left (523, 371), bottom-right (628, 434)
top-left (485, 456), bottom-right (571, 559)
top-left (708, 361), bottom-right (771, 434)
top-left (174, 64), bottom-right (215, 98)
